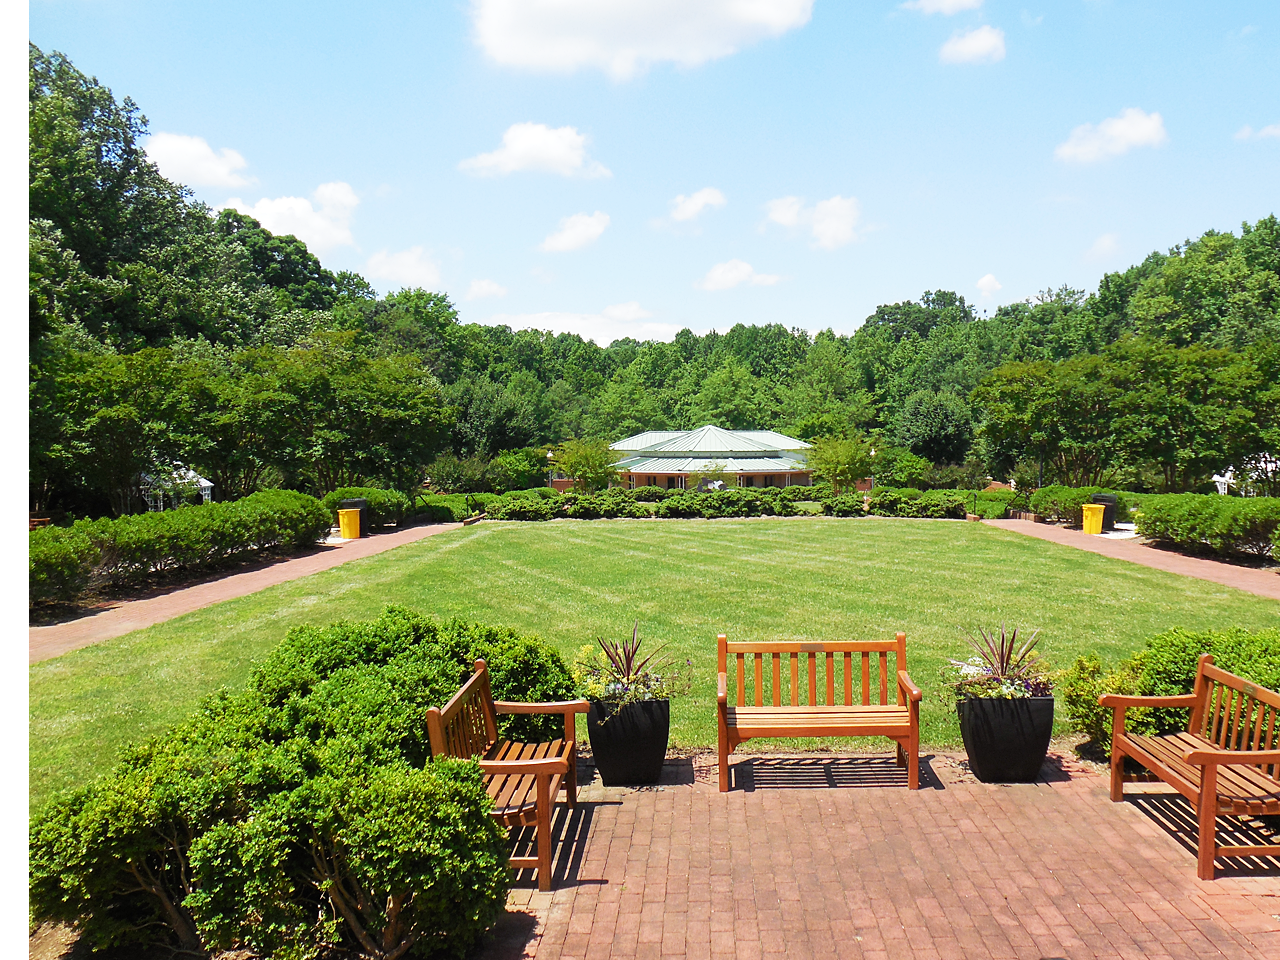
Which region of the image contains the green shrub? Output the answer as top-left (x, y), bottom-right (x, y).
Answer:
top-left (1029, 485), bottom-right (1131, 525)
top-left (321, 486), bottom-right (412, 528)
top-left (630, 485), bottom-right (669, 502)
top-left (29, 526), bottom-right (99, 603)
top-left (649, 488), bottom-right (788, 519)
top-left (487, 496), bottom-right (561, 521)
top-left (1060, 627), bottom-right (1280, 750)
top-left (416, 492), bottom-right (501, 522)
top-left (1273, 524), bottom-right (1280, 558)
top-left (778, 481), bottom-right (830, 503)
top-left (501, 486), bottom-right (558, 501)
top-left (30, 492), bottom-right (330, 604)
top-left (822, 494), bottom-right (866, 517)
top-left (1134, 493), bottom-right (1280, 557)
top-left (30, 607), bottom-right (574, 958)
top-left (487, 448), bottom-right (548, 494)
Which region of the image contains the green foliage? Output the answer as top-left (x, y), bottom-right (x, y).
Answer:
top-left (28, 526), bottom-right (98, 603)
top-left (871, 446), bottom-right (932, 488)
top-left (29, 607), bottom-right (575, 956)
top-left (415, 492), bottom-right (500, 522)
top-left (1029, 485), bottom-right (1131, 525)
top-left (29, 491), bottom-right (330, 604)
top-left (630, 485), bottom-right (669, 502)
top-left (321, 487), bottom-right (412, 528)
top-left (822, 494), bottom-right (866, 517)
top-left (807, 434), bottom-right (874, 495)
top-left (892, 390), bottom-right (973, 464)
top-left (552, 437), bottom-right (618, 493)
top-left (653, 488), bottom-right (793, 519)
top-left (487, 447), bottom-right (549, 493)
top-left (1060, 627), bottom-right (1280, 750)
top-left (1133, 493), bottom-right (1280, 557)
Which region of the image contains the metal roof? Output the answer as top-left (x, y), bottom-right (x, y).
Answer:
top-left (619, 456), bottom-right (808, 474)
top-left (612, 424), bottom-right (810, 456)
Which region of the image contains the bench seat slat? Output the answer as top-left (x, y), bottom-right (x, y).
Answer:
top-left (1127, 732), bottom-right (1280, 814)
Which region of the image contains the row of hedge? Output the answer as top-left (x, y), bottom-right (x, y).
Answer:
top-left (1027, 485), bottom-right (1132, 525)
top-left (1133, 493), bottom-right (1280, 558)
top-left (30, 490), bottom-right (332, 605)
top-left (30, 607), bottom-right (577, 959)
top-left (1060, 627), bottom-right (1280, 751)
top-left (824, 487), bottom-right (1015, 520)
top-left (320, 486), bottom-right (413, 527)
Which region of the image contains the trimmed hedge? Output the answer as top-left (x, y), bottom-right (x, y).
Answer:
top-left (1029, 485), bottom-right (1131, 525)
top-left (1060, 627), bottom-right (1280, 751)
top-left (29, 491), bottom-right (331, 605)
top-left (321, 486), bottom-right (412, 528)
top-left (1133, 493), bottom-right (1280, 558)
top-left (821, 487), bottom-right (1008, 520)
top-left (416, 492), bottom-right (501, 523)
top-left (29, 607), bottom-right (576, 958)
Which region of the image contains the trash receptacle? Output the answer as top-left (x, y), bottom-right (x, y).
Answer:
top-left (337, 508), bottom-right (361, 539)
top-left (1081, 503), bottom-right (1105, 535)
top-left (1090, 493), bottom-right (1117, 531)
top-left (337, 498), bottom-right (369, 537)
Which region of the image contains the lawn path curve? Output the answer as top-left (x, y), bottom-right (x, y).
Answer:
top-left (985, 519), bottom-right (1280, 600)
top-left (29, 522), bottom-right (463, 664)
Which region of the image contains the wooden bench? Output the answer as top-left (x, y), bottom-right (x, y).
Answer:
top-left (427, 660), bottom-right (588, 890)
top-left (716, 632), bottom-right (922, 792)
top-left (1101, 654), bottom-right (1280, 879)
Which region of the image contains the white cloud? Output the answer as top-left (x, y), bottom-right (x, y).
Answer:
top-left (145, 132), bottom-right (252, 188)
top-left (539, 211), bottom-right (611, 252)
top-left (698, 259), bottom-right (782, 291)
top-left (670, 187), bottom-right (727, 222)
top-left (902, 0), bottom-right (982, 14)
top-left (365, 246), bottom-right (441, 290)
top-left (939, 25), bottom-right (1006, 64)
top-left (1236, 123), bottom-right (1280, 141)
top-left (763, 194), bottom-right (860, 248)
top-left (1055, 108), bottom-right (1168, 163)
top-left (221, 182), bottom-right (359, 252)
top-left (483, 301), bottom-right (681, 344)
top-left (471, 0), bottom-right (814, 80)
top-left (467, 279), bottom-right (508, 300)
top-left (1085, 233), bottom-right (1120, 261)
top-left (459, 123), bottom-right (610, 178)
top-left (976, 273), bottom-right (1002, 297)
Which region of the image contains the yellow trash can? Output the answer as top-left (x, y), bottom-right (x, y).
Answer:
top-left (338, 508), bottom-right (361, 539)
top-left (1081, 503), bottom-right (1105, 535)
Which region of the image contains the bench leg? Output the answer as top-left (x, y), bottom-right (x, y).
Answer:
top-left (1197, 767), bottom-right (1217, 881)
top-left (718, 744), bottom-right (730, 792)
top-left (907, 731), bottom-right (919, 790)
top-left (895, 743), bottom-right (905, 768)
top-left (1109, 741), bottom-right (1125, 802)
top-left (566, 741), bottom-right (578, 808)
top-left (537, 774), bottom-right (553, 891)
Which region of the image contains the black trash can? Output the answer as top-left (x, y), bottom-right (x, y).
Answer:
top-left (337, 498), bottom-right (369, 537)
top-left (1090, 493), bottom-right (1117, 531)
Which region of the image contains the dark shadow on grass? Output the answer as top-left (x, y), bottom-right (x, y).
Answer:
top-left (1128, 793), bottom-right (1280, 878)
top-left (732, 754), bottom-right (944, 791)
top-left (507, 801), bottom-right (613, 890)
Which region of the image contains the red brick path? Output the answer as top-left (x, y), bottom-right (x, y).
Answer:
top-left (494, 753), bottom-right (1280, 959)
top-left (28, 522), bottom-right (462, 663)
top-left (984, 520), bottom-right (1280, 601)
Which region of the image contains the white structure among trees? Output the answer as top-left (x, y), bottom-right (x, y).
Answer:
top-left (612, 425), bottom-right (811, 490)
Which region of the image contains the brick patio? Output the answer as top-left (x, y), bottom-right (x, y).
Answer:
top-left (487, 752), bottom-right (1280, 960)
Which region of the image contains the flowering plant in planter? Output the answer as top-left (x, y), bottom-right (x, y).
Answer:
top-left (946, 625), bottom-right (1055, 783)
top-left (573, 622), bottom-right (689, 785)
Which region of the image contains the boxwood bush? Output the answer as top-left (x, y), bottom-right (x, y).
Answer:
top-left (29, 491), bottom-right (331, 605)
top-left (1029, 485), bottom-right (1131, 525)
top-left (1060, 627), bottom-right (1280, 752)
top-left (29, 607), bottom-right (576, 958)
top-left (1133, 493), bottom-right (1280, 558)
top-left (321, 486), bottom-right (413, 528)
top-left (416, 492), bottom-right (501, 523)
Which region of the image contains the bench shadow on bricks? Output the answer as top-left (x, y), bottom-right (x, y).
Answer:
top-left (734, 754), bottom-right (945, 791)
top-left (1129, 793), bottom-right (1280, 878)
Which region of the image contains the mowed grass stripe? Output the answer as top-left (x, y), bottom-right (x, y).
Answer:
top-left (30, 517), bottom-right (1279, 810)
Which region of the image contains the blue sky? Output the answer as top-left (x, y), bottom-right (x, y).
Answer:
top-left (29, 0), bottom-right (1280, 344)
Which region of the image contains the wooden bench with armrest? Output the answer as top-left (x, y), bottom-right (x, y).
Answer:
top-left (426, 660), bottom-right (588, 890)
top-left (1100, 654), bottom-right (1280, 879)
top-left (716, 632), bottom-right (922, 792)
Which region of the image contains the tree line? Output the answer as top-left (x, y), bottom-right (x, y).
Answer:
top-left (29, 44), bottom-right (1280, 516)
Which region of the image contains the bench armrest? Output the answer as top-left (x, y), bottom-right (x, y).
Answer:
top-left (717, 672), bottom-right (727, 706)
top-left (1098, 693), bottom-right (1197, 708)
top-left (493, 700), bottom-right (589, 715)
top-left (477, 751), bottom-right (572, 776)
top-left (897, 670), bottom-right (923, 703)
top-left (1183, 748), bottom-right (1280, 767)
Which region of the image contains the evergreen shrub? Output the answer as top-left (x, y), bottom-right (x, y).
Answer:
top-left (630, 485), bottom-right (669, 502)
top-left (321, 486), bottom-right (412, 528)
top-left (29, 607), bottom-right (575, 958)
top-left (1134, 494), bottom-right (1280, 558)
top-left (1060, 627), bottom-right (1280, 751)
top-left (28, 526), bottom-right (98, 603)
top-left (1029, 485), bottom-right (1131, 525)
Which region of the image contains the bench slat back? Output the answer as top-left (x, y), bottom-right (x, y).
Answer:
top-left (1191, 657), bottom-right (1280, 778)
top-left (426, 660), bottom-right (499, 760)
top-left (718, 634), bottom-right (907, 708)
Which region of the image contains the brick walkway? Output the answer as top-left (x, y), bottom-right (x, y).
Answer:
top-left (984, 520), bottom-right (1280, 601)
top-left (28, 522), bottom-right (462, 663)
top-left (490, 753), bottom-right (1280, 960)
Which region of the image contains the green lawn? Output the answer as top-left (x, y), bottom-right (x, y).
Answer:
top-left (31, 517), bottom-right (1279, 810)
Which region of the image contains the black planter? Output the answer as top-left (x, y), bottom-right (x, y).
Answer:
top-left (957, 697), bottom-right (1054, 783)
top-left (586, 699), bottom-right (670, 786)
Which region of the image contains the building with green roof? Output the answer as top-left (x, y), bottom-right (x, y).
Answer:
top-left (612, 425), bottom-right (812, 490)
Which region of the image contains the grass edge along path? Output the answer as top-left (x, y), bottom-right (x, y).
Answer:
top-left (31, 516), bottom-right (1280, 812)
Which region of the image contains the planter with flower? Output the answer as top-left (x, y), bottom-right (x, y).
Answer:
top-left (574, 623), bottom-right (688, 785)
top-left (948, 625), bottom-right (1054, 783)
